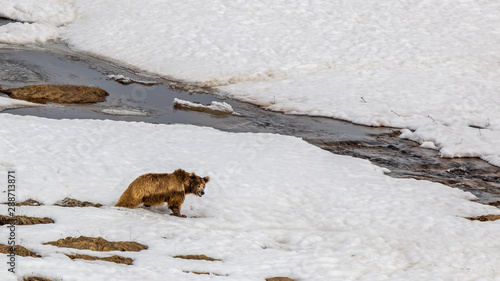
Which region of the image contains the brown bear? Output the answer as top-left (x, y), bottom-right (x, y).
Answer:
top-left (115, 169), bottom-right (209, 217)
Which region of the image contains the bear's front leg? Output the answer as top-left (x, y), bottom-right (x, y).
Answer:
top-left (169, 206), bottom-right (186, 218)
top-left (167, 195), bottom-right (186, 217)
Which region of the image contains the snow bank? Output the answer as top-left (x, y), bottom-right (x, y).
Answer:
top-left (0, 22), bottom-right (60, 44)
top-left (0, 114), bottom-right (499, 280)
top-left (0, 0), bottom-right (75, 26)
top-left (0, 95), bottom-right (38, 110)
top-left (56, 0), bottom-right (500, 166)
top-left (173, 98), bottom-right (235, 114)
top-left (0, 0), bottom-right (75, 44)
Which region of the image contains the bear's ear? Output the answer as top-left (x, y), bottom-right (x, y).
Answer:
top-left (203, 176), bottom-right (210, 183)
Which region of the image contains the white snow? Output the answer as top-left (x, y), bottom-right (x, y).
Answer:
top-left (0, 114), bottom-right (499, 280)
top-left (420, 141), bottom-right (437, 150)
top-left (43, 0), bottom-right (499, 166)
top-left (0, 95), bottom-right (38, 110)
top-left (0, 22), bottom-right (60, 44)
top-left (0, 0), bottom-right (75, 44)
top-left (173, 98), bottom-right (235, 115)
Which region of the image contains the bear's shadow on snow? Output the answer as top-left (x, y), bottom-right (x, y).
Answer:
top-left (139, 205), bottom-right (206, 218)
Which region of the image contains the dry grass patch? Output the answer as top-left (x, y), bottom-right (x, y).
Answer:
top-left (0, 84), bottom-right (108, 104)
top-left (23, 277), bottom-right (54, 281)
top-left (1, 199), bottom-right (43, 206)
top-left (17, 199), bottom-right (44, 206)
top-left (0, 244), bottom-right (40, 257)
top-left (44, 236), bottom-right (147, 252)
top-left (66, 253), bottom-right (133, 265)
top-left (266, 278), bottom-right (296, 281)
top-left (467, 214), bottom-right (500, 222)
top-left (55, 197), bottom-right (102, 208)
top-left (488, 201), bottom-right (500, 207)
top-left (174, 254), bottom-right (221, 261)
top-left (0, 215), bottom-right (53, 226)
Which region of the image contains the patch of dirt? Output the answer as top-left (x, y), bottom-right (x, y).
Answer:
top-left (184, 271), bottom-right (225, 276)
top-left (0, 244), bottom-right (40, 257)
top-left (1, 199), bottom-right (44, 206)
top-left (54, 197), bottom-right (102, 208)
top-left (488, 201), bottom-right (500, 207)
top-left (174, 254), bottom-right (221, 261)
top-left (467, 214), bottom-right (500, 222)
top-left (66, 253), bottom-right (133, 265)
top-left (266, 278), bottom-right (296, 281)
top-left (17, 199), bottom-right (44, 206)
top-left (23, 277), bottom-right (53, 281)
top-left (0, 84), bottom-right (108, 104)
top-left (0, 215), bottom-right (54, 225)
top-left (44, 236), bottom-right (148, 252)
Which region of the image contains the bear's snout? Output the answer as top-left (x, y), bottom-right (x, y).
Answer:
top-left (197, 190), bottom-right (205, 197)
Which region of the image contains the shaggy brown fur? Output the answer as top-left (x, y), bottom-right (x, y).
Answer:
top-left (115, 169), bottom-right (210, 217)
top-left (0, 84), bottom-right (108, 104)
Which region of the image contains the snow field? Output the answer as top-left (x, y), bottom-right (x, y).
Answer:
top-left (0, 114), bottom-right (499, 280)
top-left (0, 0), bottom-right (499, 165)
top-left (0, 0), bottom-right (75, 25)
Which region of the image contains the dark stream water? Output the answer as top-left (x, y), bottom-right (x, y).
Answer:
top-left (1, 44), bottom-right (499, 205)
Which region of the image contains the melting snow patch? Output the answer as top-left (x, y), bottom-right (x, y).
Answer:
top-left (173, 98), bottom-right (236, 115)
top-left (420, 141), bottom-right (438, 149)
top-left (101, 108), bottom-right (149, 116)
top-left (107, 74), bottom-right (157, 85)
top-left (0, 95), bottom-right (40, 111)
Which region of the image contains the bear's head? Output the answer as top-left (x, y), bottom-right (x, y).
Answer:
top-left (185, 172), bottom-right (210, 197)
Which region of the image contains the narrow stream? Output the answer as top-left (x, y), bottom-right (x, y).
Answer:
top-left (1, 44), bottom-right (499, 205)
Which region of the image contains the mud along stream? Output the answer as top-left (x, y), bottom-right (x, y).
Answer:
top-left (1, 43), bottom-right (499, 206)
